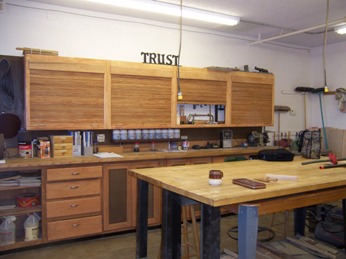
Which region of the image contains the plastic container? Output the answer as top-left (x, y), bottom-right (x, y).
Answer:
top-left (112, 130), bottom-right (120, 141)
top-left (128, 130), bottom-right (135, 140)
top-left (135, 129), bottom-right (141, 140)
top-left (161, 129), bottom-right (168, 139)
top-left (168, 129), bottom-right (174, 139)
top-left (174, 129), bottom-right (180, 139)
top-left (0, 216), bottom-right (16, 245)
top-left (149, 129), bottom-right (155, 139)
top-left (24, 213), bottom-right (40, 241)
top-left (155, 129), bottom-right (162, 139)
top-left (142, 129), bottom-right (149, 139)
top-left (120, 130), bottom-right (127, 140)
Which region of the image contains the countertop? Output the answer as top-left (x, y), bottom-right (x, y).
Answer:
top-left (0, 146), bottom-right (274, 170)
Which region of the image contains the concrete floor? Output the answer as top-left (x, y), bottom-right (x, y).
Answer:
top-left (0, 213), bottom-right (289, 259)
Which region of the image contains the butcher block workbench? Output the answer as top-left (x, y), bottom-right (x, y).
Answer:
top-left (129, 157), bottom-right (346, 259)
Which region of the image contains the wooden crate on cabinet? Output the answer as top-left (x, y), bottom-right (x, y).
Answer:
top-left (110, 61), bottom-right (175, 129)
top-left (229, 71), bottom-right (274, 127)
top-left (24, 54), bottom-right (108, 130)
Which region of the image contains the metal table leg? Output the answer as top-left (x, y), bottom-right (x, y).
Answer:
top-left (238, 205), bottom-right (259, 259)
top-left (136, 179), bottom-right (148, 259)
top-left (343, 199), bottom-right (346, 252)
top-left (200, 204), bottom-right (221, 259)
top-left (294, 207), bottom-right (307, 236)
top-left (161, 190), bottom-right (182, 259)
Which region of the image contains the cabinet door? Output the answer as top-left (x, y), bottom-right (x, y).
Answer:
top-left (230, 72), bottom-right (274, 126)
top-left (131, 161), bottom-right (162, 226)
top-left (177, 67), bottom-right (229, 127)
top-left (25, 54), bottom-right (107, 130)
top-left (103, 163), bottom-right (133, 231)
top-left (177, 67), bottom-right (228, 105)
top-left (110, 61), bottom-right (174, 128)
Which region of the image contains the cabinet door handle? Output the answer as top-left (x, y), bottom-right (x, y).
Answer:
top-left (72, 224), bottom-right (80, 227)
top-left (71, 172), bottom-right (80, 175)
top-left (70, 185), bottom-right (79, 189)
top-left (70, 204), bottom-right (79, 208)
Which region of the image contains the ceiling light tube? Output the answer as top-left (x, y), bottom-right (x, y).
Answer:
top-left (87, 0), bottom-right (239, 26)
top-left (334, 24), bottom-right (346, 34)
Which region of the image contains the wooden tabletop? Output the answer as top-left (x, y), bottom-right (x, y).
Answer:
top-left (128, 157), bottom-right (346, 208)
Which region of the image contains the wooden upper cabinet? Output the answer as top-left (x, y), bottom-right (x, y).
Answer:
top-left (177, 67), bottom-right (228, 105)
top-left (229, 72), bottom-right (274, 127)
top-left (25, 55), bottom-right (107, 130)
top-left (110, 61), bottom-right (174, 128)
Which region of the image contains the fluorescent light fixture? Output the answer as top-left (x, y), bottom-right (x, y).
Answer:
top-left (334, 24), bottom-right (346, 35)
top-left (87, 0), bottom-right (240, 26)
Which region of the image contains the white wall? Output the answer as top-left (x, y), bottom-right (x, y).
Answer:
top-left (1, 0), bottom-right (345, 136)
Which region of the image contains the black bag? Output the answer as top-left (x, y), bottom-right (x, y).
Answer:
top-left (256, 149), bottom-right (295, 161)
top-left (298, 129), bottom-right (321, 159)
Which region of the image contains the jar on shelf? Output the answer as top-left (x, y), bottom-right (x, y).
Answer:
top-left (168, 129), bottom-right (174, 139)
top-left (162, 129), bottom-right (168, 139)
top-left (149, 129), bottom-right (155, 139)
top-left (128, 130), bottom-right (135, 140)
top-left (155, 129), bottom-right (162, 139)
top-left (120, 130), bottom-right (127, 140)
top-left (142, 129), bottom-right (149, 139)
top-left (174, 129), bottom-right (180, 139)
top-left (135, 129), bottom-right (141, 140)
top-left (112, 130), bottom-right (120, 141)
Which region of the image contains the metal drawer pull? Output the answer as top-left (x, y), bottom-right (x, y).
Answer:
top-left (70, 204), bottom-right (79, 208)
top-left (72, 224), bottom-right (80, 227)
top-left (70, 186), bottom-right (79, 189)
top-left (71, 172), bottom-right (80, 175)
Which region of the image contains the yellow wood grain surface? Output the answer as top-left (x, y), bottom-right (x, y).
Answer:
top-left (129, 157), bottom-right (346, 207)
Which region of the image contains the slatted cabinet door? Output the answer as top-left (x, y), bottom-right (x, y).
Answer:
top-left (110, 61), bottom-right (174, 129)
top-left (229, 71), bottom-right (275, 127)
top-left (25, 54), bottom-right (107, 130)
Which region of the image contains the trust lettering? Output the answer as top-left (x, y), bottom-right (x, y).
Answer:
top-left (141, 52), bottom-right (179, 66)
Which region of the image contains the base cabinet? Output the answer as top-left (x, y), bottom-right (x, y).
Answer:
top-left (103, 161), bottom-right (162, 232)
top-left (45, 166), bottom-right (102, 241)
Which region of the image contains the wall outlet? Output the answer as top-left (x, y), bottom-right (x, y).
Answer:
top-left (97, 134), bottom-right (105, 143)
top-left (290, 109), bottom-right (296, 116)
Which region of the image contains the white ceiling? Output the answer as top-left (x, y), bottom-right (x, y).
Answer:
top-left (23, 0), bottom-right (346, 49)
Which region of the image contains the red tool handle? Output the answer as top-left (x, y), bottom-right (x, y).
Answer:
top-left (320, 163), bottom-right (346, 169)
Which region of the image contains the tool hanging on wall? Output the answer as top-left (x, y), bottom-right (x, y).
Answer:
top-left (274, 105), bottom-right (290, 139)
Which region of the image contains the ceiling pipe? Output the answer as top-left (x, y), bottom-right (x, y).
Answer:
top-left (250, 17), bottom-right (346, 46)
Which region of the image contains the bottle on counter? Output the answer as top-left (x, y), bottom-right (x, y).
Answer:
top-left (134, 142), bottom-right (140, 152)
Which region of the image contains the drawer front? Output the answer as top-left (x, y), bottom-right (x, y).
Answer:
top-left (51, 135), bottom-right (73, 144)
top-left (46, 196), bottom-right (101, 218)
top-left (47, 215), bottom-right (102, 241)
top-left (47, 166), bottom-right (102, 181)
top-left (46, 179), bottom-right (101, 199)
top-left (52, 149), bottom-right (73, 158)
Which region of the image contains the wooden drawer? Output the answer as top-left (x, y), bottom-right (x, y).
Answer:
top-left (51, 135), bottom-right (73, 144)
top-left (46, 179), bottom-right (101, 199)
top-left (47, 166), bottom-right (102, 181)
top-left (52, 149), bottom-right (73, 158)
top-left (46, 196), bottom-right (101, 218)
top-left (47, 215), bottom-right (102, 241)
